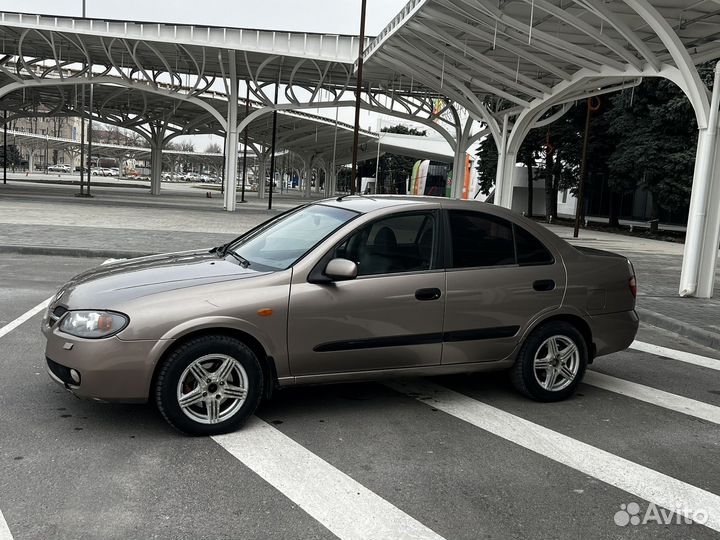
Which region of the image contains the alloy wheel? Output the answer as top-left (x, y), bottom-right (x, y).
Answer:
top-left (532, 335), bottom-right (580, 392)
top-left (176, 354), bottom-right (248, 424)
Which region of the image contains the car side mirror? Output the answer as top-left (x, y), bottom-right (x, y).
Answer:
top-left (325, 258), bottom-right (358, 281)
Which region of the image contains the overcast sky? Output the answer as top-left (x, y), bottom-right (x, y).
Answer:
top-left (3, 0), bottom-right (408, 35)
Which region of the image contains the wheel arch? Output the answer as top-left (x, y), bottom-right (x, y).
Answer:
top-left (149, 327), bottom-right (279, 402)
top-left (525, 313), bottom-right (595, 361)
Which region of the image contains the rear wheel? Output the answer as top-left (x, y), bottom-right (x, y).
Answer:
top-left (155, 335), bottom-right (263, 436)
top-left (511, 321), bottom-right (587, 402)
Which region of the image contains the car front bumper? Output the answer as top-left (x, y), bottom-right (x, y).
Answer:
top-left (42, 315), bottom-right (169, 403)
top-left (590, 309), bottom-right (639, 358)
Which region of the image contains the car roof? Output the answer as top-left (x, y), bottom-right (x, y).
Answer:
top-left (317, 195), bottom-right (498, 214)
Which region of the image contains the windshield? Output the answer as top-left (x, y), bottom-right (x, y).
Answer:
top-left (227, 204), bottom-right (358, 271)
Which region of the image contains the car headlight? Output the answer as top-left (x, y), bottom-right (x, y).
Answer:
top-left (59, 311), bottom-right (129, 339)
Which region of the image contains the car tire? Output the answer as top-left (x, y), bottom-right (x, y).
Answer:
top-left (510, 321), bottom-right (587, 402)
top-left (155, 335), bottom-right (263, 436)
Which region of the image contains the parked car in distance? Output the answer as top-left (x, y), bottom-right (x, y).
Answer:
top-left (48, 164), bottom-right (70, 173)
top-left (42, 196), bottom-right (639, 436)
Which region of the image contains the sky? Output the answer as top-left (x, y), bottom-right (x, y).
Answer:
top-left (3, 0), bottom-right (408, 36)
top-left (3, 0), bottom-right (435, 153)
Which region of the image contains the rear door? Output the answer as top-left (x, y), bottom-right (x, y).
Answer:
top-left (441, 210), bottom-right (565, 364)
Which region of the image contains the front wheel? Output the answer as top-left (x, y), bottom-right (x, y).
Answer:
top-left (511, 321), bottom-right (588, 402)
top-left (155, 335), bottom-right (263, 435)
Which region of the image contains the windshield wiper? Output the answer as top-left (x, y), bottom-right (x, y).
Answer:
top-left (225, 249), bottom-right (250, 268)
top-left (209, 242), bottom-right (229, 256)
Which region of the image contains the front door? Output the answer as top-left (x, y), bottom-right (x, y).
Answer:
top-left (288, 210), bottom-right (445, 376)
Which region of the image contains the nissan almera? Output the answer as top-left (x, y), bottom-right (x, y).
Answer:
top-left (42, 196), bottom-right (639, 435)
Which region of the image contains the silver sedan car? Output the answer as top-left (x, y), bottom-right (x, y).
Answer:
top-left (42, 196), bottom-right (639, 435)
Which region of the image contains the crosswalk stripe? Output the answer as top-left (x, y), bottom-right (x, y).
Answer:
top-left (631, 340), bottom-right (720, 372)
top-left (0, 509), bottom-right (14, 540)
top-left (584, 370), bottom-right (720, 425)
top-left (386, 379), bottom-right (720, 532)
top-left (0, 297), bottom-right (51, 340)
top-left (213, 417), bottom-right (446, 540)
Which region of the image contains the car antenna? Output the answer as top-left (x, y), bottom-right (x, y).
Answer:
top-left (336, 192), bottom-right (362, 202)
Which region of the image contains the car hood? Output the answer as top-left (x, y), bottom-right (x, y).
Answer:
top-left (55, 250), bottom-right (268, 309)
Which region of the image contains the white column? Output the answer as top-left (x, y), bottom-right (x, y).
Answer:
top-left (256, 155), bottom-right (266, 199)
top-left (329, 168), bottom-right (338, 197)
top-left (493, 115), bottom-right (510, 207)
top-left (499, 150), bottom-right (517, 210)
top-left (150, 142), bottom-right (162, 195)
top-left (680, 63), bottom-right (720, 298)
top-left (451, 144), bottom-right (464, 199)
top-left (698, 140), bottom-right (720, 297)
top-left (301, 154), bottom-right (313, 197)
top-left (223, 52), bottom-right (239, 212)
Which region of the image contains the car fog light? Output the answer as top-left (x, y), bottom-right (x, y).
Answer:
top-left (70, 369), bottom-right (81, 384)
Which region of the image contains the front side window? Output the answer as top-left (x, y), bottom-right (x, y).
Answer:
top-left (229, 204), bottom-right (357, 271)
top-left (335, 212), bottom-right (437, 276)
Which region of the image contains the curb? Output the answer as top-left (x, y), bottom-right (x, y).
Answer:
top-left (636, 306), bottom-right (720, 350)
top-left (0, 244), bottom-right (154, 260)
top-left (6, 178), bottom-right (150, 190)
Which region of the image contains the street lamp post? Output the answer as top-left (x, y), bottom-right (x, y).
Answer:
top-left (350, 0), bottom-right (368, 195)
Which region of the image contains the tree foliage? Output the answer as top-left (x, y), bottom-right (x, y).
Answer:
top-left (0, 143), bottom-right (21, 166)
top-left (476, 63), bottom-right (713, 222)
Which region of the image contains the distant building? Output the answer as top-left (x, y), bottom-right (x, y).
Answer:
top-left (9, 112), bottom-right (83, 170)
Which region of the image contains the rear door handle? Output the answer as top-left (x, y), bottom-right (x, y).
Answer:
top-left (415, 288), bottom-right (442, 301)
top-left (533, 279), bottom-right (555, 292)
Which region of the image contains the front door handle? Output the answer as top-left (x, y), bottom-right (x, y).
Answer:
top-left (415, 288), bottom-right (442, 301)
top-left (533, 279), bottom-right (556, 292)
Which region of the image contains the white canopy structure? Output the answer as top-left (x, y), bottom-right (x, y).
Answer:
top-left (1, 1), bottom-right (719, 297)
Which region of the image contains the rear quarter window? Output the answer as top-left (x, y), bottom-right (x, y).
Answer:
top-left (514, 225), bottom-right (555, 266)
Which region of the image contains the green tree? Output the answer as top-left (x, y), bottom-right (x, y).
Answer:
top-left (606, 69), bottom-right (711, 220)
top-left (0, 143), bottom-right (20, 167)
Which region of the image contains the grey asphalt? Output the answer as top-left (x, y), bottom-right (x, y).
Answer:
top-left (0, 254), bottom-right (718, 539)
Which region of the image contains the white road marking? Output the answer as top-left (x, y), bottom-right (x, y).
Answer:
top-left (0, 509), bottom-right (14, 540)
top-left (0, 297), bottom-right (52, 340)
top-left (213, 417), bottom-right (446, 540)
top-left (584, 371), bottom-right (720, 425)
top-left (387, 379), bottom-right (720, 532)
top-left (631, 340), bottom-right (720, 372)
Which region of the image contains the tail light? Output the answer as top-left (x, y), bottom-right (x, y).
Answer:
top-left (629, 276), bottom-right (637, 298)
top-left (627, 259), bottom-right (637, 298)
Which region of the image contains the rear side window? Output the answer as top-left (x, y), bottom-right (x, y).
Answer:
top-left (448, 211), bottom-right (515, 268)
top-left (447, 211), bottom-right (554, 269)
top-left (514, 225), bottom-right (554, 266)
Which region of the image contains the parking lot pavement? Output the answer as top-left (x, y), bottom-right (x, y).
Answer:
top-left (1, 254), bottom-right (719, 540)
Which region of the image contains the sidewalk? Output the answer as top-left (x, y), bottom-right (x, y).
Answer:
top-left (1, 181), bottom-right (718, 347)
